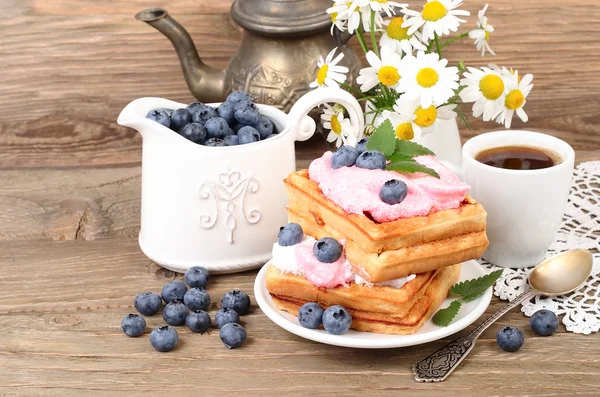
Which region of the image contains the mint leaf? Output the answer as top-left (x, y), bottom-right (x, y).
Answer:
top-left (432, 300), bottom-right (462, 326)
top-left (386, 159), bottom-right (440, 178)
top-left (366, 119), bottom-right (396, 158)
top-left (450, 269), bottom-right (503, 302)
top-left (388, 152), bottom-right (412, 163)
top-left (395, 140), bottom-right (435, 157)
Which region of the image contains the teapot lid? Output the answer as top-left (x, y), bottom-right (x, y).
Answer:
top-left (231, 0), bottom-right (331, 37)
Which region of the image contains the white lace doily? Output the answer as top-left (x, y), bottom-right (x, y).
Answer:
top-left (481, 161), bottom-right (600, 334)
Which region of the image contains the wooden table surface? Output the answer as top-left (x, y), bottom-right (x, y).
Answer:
top-left (1, 0), bottom-right (599, 395)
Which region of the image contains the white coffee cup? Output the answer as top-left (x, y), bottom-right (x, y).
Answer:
top-left (448, 130), bottom-right (575, 268)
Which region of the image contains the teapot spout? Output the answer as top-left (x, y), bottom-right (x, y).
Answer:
top-left (135, 9), bottom-right (226, 103)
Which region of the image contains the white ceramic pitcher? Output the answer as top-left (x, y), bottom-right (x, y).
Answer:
top-left (118, 88), bottom-right (364, 274)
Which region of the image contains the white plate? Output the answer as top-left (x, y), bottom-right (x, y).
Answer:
top-left (254, 260), bottom-right (492, 349)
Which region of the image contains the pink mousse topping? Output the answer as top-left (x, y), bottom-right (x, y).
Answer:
top-left (294, 240), bottom-right (353, 288)
top-left (308, 152), bottom-right (470, 223)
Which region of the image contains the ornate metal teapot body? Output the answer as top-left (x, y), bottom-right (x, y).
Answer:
top-left (136, 0), bottom-right (361, 112)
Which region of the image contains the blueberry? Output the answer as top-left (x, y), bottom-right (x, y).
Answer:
top-left (226, 91), bottom-right (252, 105)
top-left (237, 126), bottom-right (261, 145)
top-left (232, 122), bottom-right (247, 134)
top-left (298, 302), bottom-right (324, 329)
top-left (255, 116), bottom-right (274, 139)
top-left (191, 104), bottom-right (217, 124)
top-left (277, 223), bottom-right (303, 246)
top-left (162, 300), bottom-right (189, 326)
top-left (331, 145), bottom-right (359, 169)
top-left (121, 313), bottom-right (146, 337)
top-left (221, 290), bottom-right (251, 315)
top-left (150, 326), bottom-right (179, 352)
top-left (224, 135), bottom-right (240, 146)
top-left (356, 137), bottom-right (369, 154)
top-left (184, 266), bottom-right (210, 289)
top-left (234, 100), bottom-right (260, 126)
top-left (178, 122), bottom-right (207, 144)
top-left (355, 150), bottom-right (386, 170)
top-left (217, 102), bottom-right (235, 124)
top-left (186, 310), bottom-right (211, 333)
top-left (205, 138), bottom-right (226, 147)
top-left (379, 179), bottom-right (408, 205)
top-left (529, 309), bottom-right (559, 336)
top-left (313, 237), bottom-right (342, 263)
top-left (183, 287), bottom-right (211, 311)
top-left (133, 292), bottom-right (162, 316)
top-left (496, 326), bottom-right (525, 352)
top-left (186, 101), bottom-right (204, 114)
top-left (161, 280), bottom-right (187, 303)
top-left (146, 109), bottom-right (170, 128)
top-left (322, 305), bottom-right (352, 335)
top-left (170, 108), bottom-right (192, 132)
top-left (205, 117), bottom-right (230, 139)
top-left (220, 323), bottom-right (247, 349)
top-left (215, 307), bottom-right (240, 329)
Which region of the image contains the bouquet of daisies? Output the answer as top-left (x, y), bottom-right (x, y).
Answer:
top-left (311, 0), bottom-right (534, 148)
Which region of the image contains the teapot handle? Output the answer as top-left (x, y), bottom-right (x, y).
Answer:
top-left (288, 87), bottom-right (365, 144)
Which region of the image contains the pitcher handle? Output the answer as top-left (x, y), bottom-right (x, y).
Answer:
top-left (287, 87), bottom-right (365, 143)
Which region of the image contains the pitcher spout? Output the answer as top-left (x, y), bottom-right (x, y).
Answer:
top-left (135, 9), bottom-right (226, 103)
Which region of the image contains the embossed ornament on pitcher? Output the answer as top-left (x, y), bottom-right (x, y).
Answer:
top-left (135, 0), bottom-right (361, 112)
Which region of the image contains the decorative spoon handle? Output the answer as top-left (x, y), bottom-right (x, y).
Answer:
top-left (412, 289), bottom-right (536, 382)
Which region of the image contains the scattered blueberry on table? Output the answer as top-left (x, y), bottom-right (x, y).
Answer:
top-left (215, 307), bottom-right (241, 329)
top-left (183, 287), bottom-right (211, 312)
top-left (134, 292), bottom-right (162, 316)
top-left (379, 179), bottom-right (408, 205)
top-left (313, 237), bottom-right (342, 263)
top-left (150, 326), bottom-right (179, 352)
top-left (298, 302), bottom-right (324, 329)
top-left (496, 326), bottom-right (525, 352)
top-left (161, 280), bottom-right (187, 303)
top-left (322, 305), bottom-right (352, 335)
top-left (162, 300), bottom-right (190, 326)
top-left (186, 310), bottom-right (212, 334)
top-left (530, 309), bottom-right (559, 336)
top-left (121, 313), bottom-right (146, 337)
top-left (184, 266), bottom-right (210, 289)
top-left (221, 290), bottom-right (251, 315)
top-left (145, 92), bottom-right (278, 147)
top-left (220, 323), bottom-right (247, 349)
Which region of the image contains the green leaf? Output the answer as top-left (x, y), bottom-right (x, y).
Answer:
top-left (395, 140), bottom-right (435, 157)
top-left (388, 152), bottom-right (412, 163)
top-left (432, 300), bottom-right (462, 327)
top-left (450, 269), bottom-right (503, 302)
top-left (386, 159), bottom-right (440, 179)
top-left (366, 119), bottom-right (396, 158)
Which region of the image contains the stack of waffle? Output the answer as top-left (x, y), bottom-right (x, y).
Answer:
top-left (266, 169), bottom-right (488, 335)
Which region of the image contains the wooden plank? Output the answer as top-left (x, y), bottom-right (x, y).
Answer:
top-left (0, 238), bottom-right (599, 396)
top-left (0, 0), bottom-right (599, 169)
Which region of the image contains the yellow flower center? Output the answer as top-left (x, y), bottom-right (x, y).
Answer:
top-left (505, 90), bottom-right (525, 110)
top-left (422, 1), bottom-right (447, 22)
top-left (346, 1), bottom-right (360, 12)
top-left (414, 106), bottom-right (437, 127)
top-left (416, 67), bottom-right (439, 88)
top-left (331, 12), bottom-right (338, 22)
top-left (479, 74), bottom-right (504, 100)
top-left (330, 114), bottom-right (342, 134)
top-left (377, 66), bottom-right (401, 87)
top-left (485, 30), bottom-right (491, 40)
top-left (386, 17), bottom-right (410, 41)
top-left (316, 64), bottom-right (329, 86)
top-left (373, 0), bottom-right (388, 3)
top-left (395, 123), bottom-right (415, 140)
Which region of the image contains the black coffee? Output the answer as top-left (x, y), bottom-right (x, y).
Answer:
top-left (475, 146), bottom-right (560, 170)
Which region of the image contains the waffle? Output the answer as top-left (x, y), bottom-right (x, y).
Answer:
top-left (269, 263), bottom-right (461, 335)
top-left (285, 169), bottom-right (488, 282)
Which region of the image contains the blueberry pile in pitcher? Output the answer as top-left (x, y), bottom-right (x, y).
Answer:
top-left (145, 91), bottom-right (277, 146)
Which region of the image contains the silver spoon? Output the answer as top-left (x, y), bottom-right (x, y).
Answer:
top-left (413, 249), bottom-right (593, 382)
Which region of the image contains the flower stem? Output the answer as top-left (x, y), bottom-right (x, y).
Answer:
top-left (356, 24), bottom-right (369, 55)
top-left (370, 11), bottom-right (379, 57)
top-left (434, 33), bottom-right (442, 57)
top-left (440, 32), bottom-right (470, 49)
top-left (340, 82), bottom-right (364, 95)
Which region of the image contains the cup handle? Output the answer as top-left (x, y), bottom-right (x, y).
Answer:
top-left (287, 87), bottom-right (365, 143)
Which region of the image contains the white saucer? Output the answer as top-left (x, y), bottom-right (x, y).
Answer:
top-left (254, 260), bottom-right (492, 349)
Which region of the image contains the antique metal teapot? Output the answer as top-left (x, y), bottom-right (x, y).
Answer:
top-left (135, 0), bottom-right (361, 112)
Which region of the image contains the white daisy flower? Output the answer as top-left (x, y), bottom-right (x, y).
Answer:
top-left (469, 4), bottom-right (495, 56)
top-left (328, 2), bottom-right (381, 34)
top-left (309, 47), bottom-right (349, 89)
top-left (459, 66), bottom-right (505, 121)
top-left (403, 0), bottom-right (470, 41)
top-left (356, 45), bottom-right (403, 92)
top-left (495, 71), bottom-right (534, 128)
top-left (322, 104), bottom-right (356, 147)
top-left (396, 51), bottom-right (460, 109)
top-left (329, 8), bottom-right (348, 35)
top-left (385, 97), bottom-right (456, 139)
top-left (381, 16), bottom-right (427, 57)
top-left (351, 0), bottom-right (408, 18)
